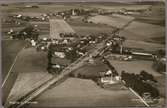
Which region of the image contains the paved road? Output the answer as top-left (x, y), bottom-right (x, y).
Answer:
top-left (6, 18), bottom-right (134, 108)
top-left (6, 28), bottom-right (117, 108)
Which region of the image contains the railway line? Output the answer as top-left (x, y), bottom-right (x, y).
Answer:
top-left (6, 19), bottom-right (132, 108)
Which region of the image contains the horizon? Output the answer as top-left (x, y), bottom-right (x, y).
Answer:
top-left (0, 0), bottom-right (165, 3)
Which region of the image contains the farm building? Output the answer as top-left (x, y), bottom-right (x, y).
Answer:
top-left (53, 52), bottom-right (65, 58)
top-left (99, 70), bottom-right (121, 85)
top-left (101, 76), bottom-right (120, 85)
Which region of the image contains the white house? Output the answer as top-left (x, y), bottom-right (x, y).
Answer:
top-left (100, 70), bottom-right (121, 84)
top-left (54, 51), bottom-right (65, 58)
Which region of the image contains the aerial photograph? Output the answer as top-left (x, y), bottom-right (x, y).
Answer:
top-left (1, 0), bottom-right (165, 108)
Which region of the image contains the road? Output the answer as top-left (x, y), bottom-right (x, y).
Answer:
top-left (6, 18), bottom-right (134, 108)
top-left (103, 57), bottom-right (150, 107)
top-left (6, 28), bottom-right (118, 108)
top-left (129, 88), bottom-right (149, 107)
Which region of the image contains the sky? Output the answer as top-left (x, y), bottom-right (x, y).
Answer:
top-left (0, 0), bottom-right (165, 3)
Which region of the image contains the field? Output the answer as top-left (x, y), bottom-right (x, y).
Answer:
top-left (134, 4), bottom-right (165, 26)
top-left (4, 47), bottom-right (53, 106)
top-left (68, 16), bottom-right (115, 35)
top-left (107, 58), bottom-right (165, 106)
top-left (29, 78), bottom-right (145, 107)
top-left (134, 16), bottom-right (165, 26)
top-left (6, 72), bottom-right (52, 104)
top-left (1, 40), bottom-right (27, 104)
top-left (119, 21), bottom-right (165, 52)
top-left (2, 40), bottom-right (26, 81)
top-left (88, 14), bottom-right (134, 28)
top-left (0, 3), bottom-right (91, 13)
top-left (72, 58), bottom-right (109, 77)
top-left (119, 21), bottom-right (165, 43)
top-left (124, 40), bottom-right (165, 52)
top-left (50, 19), bottom-right (75, 39)
top-left (11, 47), bottom-right (48, 73)
top-left (88, 4), bottom-right (151, 12)
top-left (70, 24), bottom-right (114, 36)
top-left (1, 2), bottom-right (165, 108)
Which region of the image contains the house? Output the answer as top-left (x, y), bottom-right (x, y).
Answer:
top-left (101, 77), bottom-right (115, 84)
top-left (72, 9), bottom-right (76, 16)
top-left (99, 64), bottom-right (120, 85)
top-left (131, 52), bottom-right (152, 56)
top-left (87, 58), bottom-right (95, 64)
top-left (54, 51), bottom-right (65, 58)
top-left (99, 70), bottom-right (113, 77)
top-left (101, 75), bottom-right (121, 85)
top-left (31, 40), bottom-right (36, 46)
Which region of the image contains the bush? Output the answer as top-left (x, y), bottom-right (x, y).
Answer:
top-left (153, 61), bottom-right (166, 73)
top-left (140, 70), bottom-right (157, 83)
top-left (121, 71), bottom-right (159, 99)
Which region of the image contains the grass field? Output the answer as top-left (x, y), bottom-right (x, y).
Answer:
top-left (6, 72), bottom-right (52, 105)
top-left (0, 3), bottom-right (92, 13)
top-left (124, 40), bottom-right (165, 52)
top-left (119, 19), bottom-right (165, 52)
top-left (72, 58), bottom-right (108, 77)
top-left (50, 19), bottom-right (75, 39)
top-left (68, 17), bottom-right (115, 35)
top-left (88, 14), bottom-right (134, 28)
top-left (4, 47), bottom-right (52, 105)
top-left (88, 4), bottom-right (151, 12)
top-left (134, 17), bottom-right (165, 26)
top-left (133, 4), bottom-right (165, 26)
top-left (11, 47), bottom-right (48, 73)
top-left (149, 36), bottom-right (165, 44)
top-left (108, 59), bottom-right (161, 77)
top-left (107, 58), bottom-right (165, 106)
top-left (2, 2), bottom-right (165, 107)
top-left (29, 78), bottom-right (145, 107)
top-left (2, 40), bottom-right (26, 80)
top-left (2, 40), bottom-right (27, 104)
top-left (120, 21), bottom-right (165, 41)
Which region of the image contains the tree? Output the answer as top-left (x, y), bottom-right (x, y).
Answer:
top-left (119, 36), bottom-right (126, 54)
top-left (140, 70), bottom-right (157, 82)
top-left (153, 59), bottom-right (166, 73)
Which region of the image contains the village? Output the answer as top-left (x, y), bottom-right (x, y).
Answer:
top-left (1, 1), bottom-right (165, 108)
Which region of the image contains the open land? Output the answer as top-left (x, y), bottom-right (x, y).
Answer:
top-left (1, 2), bottom-right (165, 108)
top-left (29, 78), bottom-right (145, 107)
top-left (88, 14), bottom-right (134, 28)
top-left (50, 19), bottom-right (75, 39)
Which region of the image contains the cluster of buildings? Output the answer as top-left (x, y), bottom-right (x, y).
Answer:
top-left (40, 8), bottom-right (93, 20)
top-left (9, 14), bottom-right (48, 22)
top-left (9, 25), bottom-right (39, 40)
top-left (99, 57), bottom-right (121, 85)
top-left (44, 33), bottom-right (109, 74)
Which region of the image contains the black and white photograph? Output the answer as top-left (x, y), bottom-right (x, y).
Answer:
top-left (1, 0), bottom-right (166, 108)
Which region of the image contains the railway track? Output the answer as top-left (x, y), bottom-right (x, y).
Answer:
top-left (6, 18), bottom-right (132, 108)
top-left (6, 29), bottom-right (118, 108)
